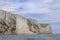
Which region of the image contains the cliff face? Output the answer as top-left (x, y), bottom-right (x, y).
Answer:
top-left (39, 24), bottom-right (52, 34)
top-left (0, 10), bottom-right (52, 34)
top-left (16, 15), bottom-right (34, 34)
top-left (27, 19), bottom-right (52, 34)
top-left (0, 10), bottom-right (16, 34)
top-left (0, 10), bottom-right (34, 34)
top-left (27, 19), bottom-right (40, 34)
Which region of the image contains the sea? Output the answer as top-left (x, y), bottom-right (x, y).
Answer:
top-left (0, 34), bottom-right (60, 40)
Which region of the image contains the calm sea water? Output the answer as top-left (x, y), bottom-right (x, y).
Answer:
top-left (0, 34), bottom-right (60, 40)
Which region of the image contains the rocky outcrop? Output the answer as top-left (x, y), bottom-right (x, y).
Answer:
top-left (39, 24), bottom-right (52, 34)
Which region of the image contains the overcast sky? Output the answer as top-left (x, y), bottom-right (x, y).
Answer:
top-left (0, 0), bottom-right (60, 34)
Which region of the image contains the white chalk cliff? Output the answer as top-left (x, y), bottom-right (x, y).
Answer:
top-left (0, 10), bottom-right (52, 34)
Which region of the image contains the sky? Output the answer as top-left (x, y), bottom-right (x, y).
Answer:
top-left (0, 0), bottom-right (60, 34)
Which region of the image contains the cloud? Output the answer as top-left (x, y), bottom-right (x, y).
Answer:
top-left (18, 0), bottom-right (52, 13)
top-left (0, 0), bottom-right (60, 14)
top-left (0, 0), bottom-right (53, 14)
top-left (0, 0), bottom-right (23, 14)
